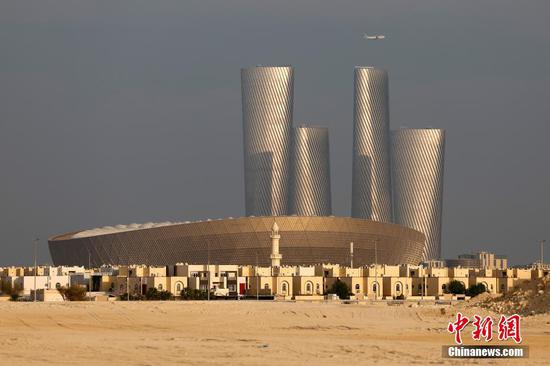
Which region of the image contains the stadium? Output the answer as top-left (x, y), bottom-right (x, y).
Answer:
top-left (48, 216), bottom-right (425, 267)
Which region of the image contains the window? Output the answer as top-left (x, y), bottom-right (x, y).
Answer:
top-left (281, 282), bottom-right (288, 294)
top-left (355, 284), bottom-right (360, 293)
top-left (158, 284), bottom-right (163, 290)
top-left (396, 283), bottom-right (401, 292)
top-left (176, 283), bottom-right (182, 292)
top-left (306, 282), bottom-right (312, 294)
top-left (373, 283), bottom-right (378, 292)
top-left (264, 283), bottom-right (269, 290)
top-left (55, 283), bottom-right (61, 289)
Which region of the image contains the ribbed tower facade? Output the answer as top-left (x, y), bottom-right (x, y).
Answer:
top-left (241, 66), bottom-right (294, 216)
top-left (351, 67), bottom-right (392, 222)
top-left (289, 126), bottom-right (332, 216)
top-left (390, 128), bottom-right (445, 261)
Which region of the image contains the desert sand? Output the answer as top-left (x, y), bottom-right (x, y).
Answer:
top-left (0, 301), bottom-right (548, 365)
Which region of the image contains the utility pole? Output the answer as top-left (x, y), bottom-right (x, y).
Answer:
top-left (256, 251), bottom-right (259, 301)
top-left (88, 249), bottom-right (92, 301)
top-left (374, 239), bottom-right (378, 301)
top-left (423, 270), bottom-right (427, 300)
top-left (33, 238), bottom-right (39, 302)
top-left (207, 241), bottom-right (210, 301)
top-left (541, 240), bottom-right (546, 269)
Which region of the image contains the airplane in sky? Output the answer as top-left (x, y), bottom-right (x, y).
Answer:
top-left (363, 34), bottom-right (386, 40)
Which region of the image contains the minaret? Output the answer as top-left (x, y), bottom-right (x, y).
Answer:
top-left (270, 221), bottom-right (282, 268)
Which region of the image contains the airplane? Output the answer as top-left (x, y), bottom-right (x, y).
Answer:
top-left (363, 34), bottom-right (386, 40)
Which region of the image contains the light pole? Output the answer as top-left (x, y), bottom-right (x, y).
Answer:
top-left (256, 251), bottom-right (259, 301)
top-left (88, 249), bottom-right (92, 301)
top-left (207, 240), bottom-right (210, 301)
top-left (33, 238), bottom-right (39, 302)
top-left (374, 239), bottom-right (378, 301)
top-left (540, 240), bottom-right (546, 269)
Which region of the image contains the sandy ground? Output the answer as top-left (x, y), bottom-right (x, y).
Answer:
top-left (0, 301), bottom-right (548, 365)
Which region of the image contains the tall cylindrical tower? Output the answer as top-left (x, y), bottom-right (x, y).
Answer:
top-left (289, 126), bottom-right (332, 216)
top-left (351, 67), bottom-right (392, 222)
top-left (390, 128), bottom-right (445, 261)
top-left (241, 66), bottom-right (294, 216)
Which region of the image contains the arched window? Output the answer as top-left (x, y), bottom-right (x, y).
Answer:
top-left (373, 283), bottom-right (378, 293)
top-left (355, 284), bottom-right (360, 293)
top-left (55, 283), bottom-right (61, 289)
top-left (176, 282), bottom-right (183, 292)
top-left (158, 284), bottom-right (163, 291)
top-left (264, 283), bottom-right (269, 290)
top-left (396, 283), bottom-right (401, 292)
top-left (281, 282), bottom-right (288, 294)
top-left (306, 282), bottom-right (313, 294)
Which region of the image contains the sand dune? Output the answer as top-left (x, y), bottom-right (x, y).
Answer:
top-left (0, 301), bottom-right (547, 365)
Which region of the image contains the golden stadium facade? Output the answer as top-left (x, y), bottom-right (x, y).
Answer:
top-left (48, 216), bottom-right (425, 267)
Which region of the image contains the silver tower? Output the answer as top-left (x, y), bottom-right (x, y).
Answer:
top-left (241, 66), bottom-right (293, 216)
top-left (391, 128), bottom-right (445, 261)
top-left (289, 126), bottom-right (332, 216)
top-left (351, 67), bottom-right (392, 222)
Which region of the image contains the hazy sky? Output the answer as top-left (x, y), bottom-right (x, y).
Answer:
top-left (2, 1), bottom-right (549, 266)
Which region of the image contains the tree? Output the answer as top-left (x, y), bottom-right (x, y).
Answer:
top-left (145, 287), bottom-right (173, 300)
top-left (58, 285), bottom-right (87, 301)
top-left (446, 280), bottom-right (466, 295)
top-left (1, 281), bottom-right (23, 301)
top-left (328, 279), bottom-right (350, 300)
top-left (119, 293), bottom-right (144, 301)
top-left (180, 288), bottom-right (208, 300)
top-left (466, 283), bottom-right (486, 297)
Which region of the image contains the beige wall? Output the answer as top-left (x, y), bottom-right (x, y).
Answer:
top-left (292, 276), bottom-right (323, 296)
